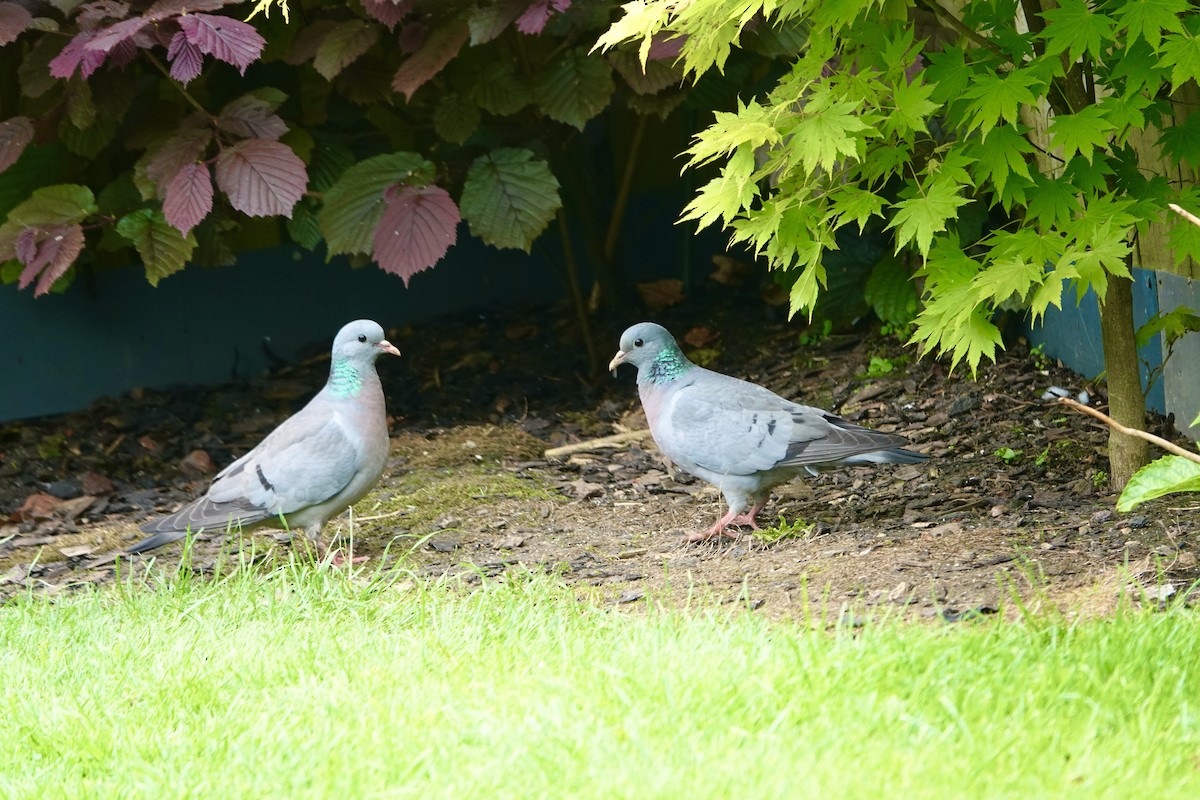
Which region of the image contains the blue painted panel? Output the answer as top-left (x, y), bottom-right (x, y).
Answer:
top-left (1025, 268), bottom-right (1167, 413)
top-left (0, 241), bottom-right (561, 422)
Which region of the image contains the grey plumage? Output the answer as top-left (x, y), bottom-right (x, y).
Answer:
top-left (131, 320), bottom-right (400, 559)
top-left (609, 322), bottom-right (928, 541)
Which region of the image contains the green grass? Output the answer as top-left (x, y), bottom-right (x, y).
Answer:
top-left (2, 563), bottom-right (1199, 798)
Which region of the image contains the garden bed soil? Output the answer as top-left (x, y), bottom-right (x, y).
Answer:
top-left (2, 294), bottom-right (1197, 620)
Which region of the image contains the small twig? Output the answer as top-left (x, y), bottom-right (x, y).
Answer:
top-left (1057, 397), bottom-right (1200, 465)
top-left (545, 429), bottom-right (653, 459)
top-left (1169, 203), bottom-right (1200, 228)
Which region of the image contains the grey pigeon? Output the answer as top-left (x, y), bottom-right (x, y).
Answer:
top-left (610, 322), bottom-right (928, 541)
top-left (131, 320), bottom-right (400, 561)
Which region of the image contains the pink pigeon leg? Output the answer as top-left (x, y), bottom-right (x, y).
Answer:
top-left (682, 507), bottom-right (746, 542)
top-left (729, 496), bottom-right (769, 529)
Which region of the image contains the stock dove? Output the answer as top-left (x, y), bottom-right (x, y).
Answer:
top-left (131, 319), bottom-right (400, 561)
top-left (610, 322), bottom-right (928, 541)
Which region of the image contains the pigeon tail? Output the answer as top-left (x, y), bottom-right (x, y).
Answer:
top-left (839, 447), bottom-right (928, 466)
top-left (125, 529), bottom-right (187, 555)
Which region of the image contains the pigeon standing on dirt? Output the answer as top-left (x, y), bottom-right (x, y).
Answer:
top-left (609, 322), bottom-right (928, 542)
top-left (130, 320), bottom-right (400, 561)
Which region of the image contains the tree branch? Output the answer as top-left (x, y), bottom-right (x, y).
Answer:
top-left (1057, 397), bottom-right (1200, 466)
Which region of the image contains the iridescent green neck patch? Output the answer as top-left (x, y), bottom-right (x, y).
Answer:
top-left (329, 358), bottom-right (363, 398)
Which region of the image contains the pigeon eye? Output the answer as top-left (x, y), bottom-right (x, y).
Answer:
top-left (357, 334), bottom-right (367, 343)
top-left (634, 338), bottom-right (644, 347)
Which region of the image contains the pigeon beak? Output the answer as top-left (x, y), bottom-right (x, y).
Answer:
top-left (376, 340), bottom-right (401, 357)
top-left (608, 349), bottom-right (627, 375)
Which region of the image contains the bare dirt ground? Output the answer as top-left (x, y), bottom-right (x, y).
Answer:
top-left (3, 294), bottom-right (1198, 620)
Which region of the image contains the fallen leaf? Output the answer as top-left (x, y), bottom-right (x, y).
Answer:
top-left (55, 495), bottom-right (97, 520)
top-left (137, 434), bottom-right (159, 451)
top-left (683, 326), bottom-right (718, 348)
top-left (709, 254), bottom-right (752, 286)
top-left (566, 480), bottom-right (604, 500)
top-left (81, 471), bottom-right (116, 495)
top-left (13, 493), bottom-right (58, 522)
top-left (180, 449), bottom-right (216, 476)
top-left (636, 278), bottom-right (684, 312)
top-left (58, 544), bottom-right (95, 558)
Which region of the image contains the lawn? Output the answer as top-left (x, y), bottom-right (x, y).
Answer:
top-left (1, 559), bottom-right (1198, 798)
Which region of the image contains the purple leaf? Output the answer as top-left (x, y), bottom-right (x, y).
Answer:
top-left (77, 2), bottom-right (132, 29)
top-left (218, 95), bottom-right (288, 140)
top-left (360, 0), bottom-right (411, 30)
top-left (313, 19), bottom-right (380, 81)
top-left (167, 30), bottom-right (204, 82)
top-left (16, 224), bottom-right (85, 297)
top-left (177, 13), bottom-right (265, 75)
top-left (0, 2), bottom-right (34, 47)
top-left (215, 138), bottom-right (307, 218)
top-left (0, 116), bottom-right (34, 173)
top-left (516, 0), bottom-right (552, 35)
top-left (397, 20), bottom-right (425, 54)
top-left (391, 18), bottom-right (468, 101)
top-left (372, 184), bottom-right (459, 286)
top-left (82, 16), bottom-right (148, 54)
top-left (108, 36), bottom-right (142, 69)
top-left (50, 31), bottom-right (109, 79)
top-left (285, 19), bottom-right (338, 65)
top-left (144, 125), bottom-right (213, 195)
top-left (647, 32), bottom-right (686, 60)
top-left (146, 0), bottom-right (239, 22)
top-left (15, 227), bottom-right (37, 264)
top-left (163, 162), bottom-right (213, 235)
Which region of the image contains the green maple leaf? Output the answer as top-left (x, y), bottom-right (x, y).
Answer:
top-left (1109, 38), bottom-right (1171, 94)
top-left (1158, 110), bottom-right (1200, 170)
top-left (1096, 91), bottom-right (1152, 134)
top-left (1063, 153), bottom-right (1115, 195)
top-left (966, 124), bottom-right (1034, 197)
top-left (1116, 0), bottom-right (1188, 51)
top-left (887, 75), bottom-right (940, 136)
top-left (1050, 106), bottom-right (1116, 163)
top-left (1062, 222), bottom-right (1133, 303)
top-left (1160, 23), bottom-right (1200, 89)
top-left (1029, 261), bottom-right (1078, 321)
top-left (827, 185), bottom-right (886, 232)
top-left (788, 96), bottom-right (876, 173)
top-left (1167, 206), bottom-right (1200, 267)
top-left (970, 254), bottom-right (1043, 306)
top-left (680, 144), bottom-right (758, 230)
top-left (1040, 0), bottom-right (1117, 61)
top-left (686, 99), bottom-right (779, 168)
top-left (962, 69), bottom-right (1042, 136)
top-left (925, 46), bottom-right (971, 105)
top-left (887, 176), bottom-right (972, 257)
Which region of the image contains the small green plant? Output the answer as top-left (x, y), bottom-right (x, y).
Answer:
top-left (994, 447), bottom-right (1022, 464)
top-left (754, 516), bottom-right (813, 543)
top-left (798, 319), bottom-right (834, 346)
top-left (1030, 343), bottom-right (1051, 371)
top-left (864, 356), bottom-right (895, 378)
top-left (1034, 446), bottom-right (1051, 467)
top-left (1092, 470), bottom-right (1110, 490)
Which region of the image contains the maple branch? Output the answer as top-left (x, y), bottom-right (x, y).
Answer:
top-left (1057, 397), bottom-right (1200, 466)
top-left (917, 0), bottom-right (1004, 57)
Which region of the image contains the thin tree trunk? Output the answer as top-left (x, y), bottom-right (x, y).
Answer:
top-left (1098, 273), bottom-right (1150, 489)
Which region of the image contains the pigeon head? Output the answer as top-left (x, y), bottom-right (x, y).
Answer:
top-left (609, 322), bottom-right (693, 383)
top-left (328, 320), bottom-right (400, 399)
top-left (332, 320), bottom-right (401, 364)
